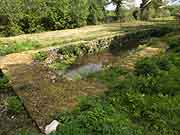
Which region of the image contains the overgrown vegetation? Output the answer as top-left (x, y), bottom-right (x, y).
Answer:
top-left (0, 40), bottom-right (40, 56)
top-left (33, 51), bottom-right (48, 62)
top-left (6, 96), bottom-right (23, 114)
top-left (0, 74), bottom-right (9, 90)
top-left (48, 34), bottom-right (180, 135)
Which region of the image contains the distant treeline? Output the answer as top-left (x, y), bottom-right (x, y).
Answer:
top-left (0, 0), bottom-right (110, 36)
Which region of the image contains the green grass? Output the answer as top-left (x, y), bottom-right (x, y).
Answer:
top-left (0, 19), bottom-right (178, 56)
top-left (48, 62), bottom-right (70, 71)
top-left (0, 75), bottom-right (9, 90)
top-left (6, 96), bottom-right (23, 114)
top-left (48, 57), bottom-right (76, 71)
top-left (0, 40), bottom-right (40, 56)
top-left (16, 129), bottom-right (41, 135)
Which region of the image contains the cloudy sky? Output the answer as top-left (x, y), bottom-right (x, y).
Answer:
top-left (106, 0), bottom-right (142, 11)
top-left (106, 0), bottom-right (179, 11)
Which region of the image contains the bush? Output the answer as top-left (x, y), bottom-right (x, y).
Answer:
top-left (154, 55), bottom-right (172, 71)
top-left (89, 67), bottom-right (128, 87)
top-left (6, 96), bottom-right (23, 114)
top-left (33, 51), bottom-right (48, 61)
top-left (135, 57), bottom-right (159, 76)
top-left (168, 53), bottom-right (180, 67)
top-left (0, 75), bottom-right (9, 89)
top-left (167, 37), bottom-right (180, 52)
top-left (0, 0), bottom-right (107, 36)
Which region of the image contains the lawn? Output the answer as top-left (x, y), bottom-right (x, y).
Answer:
top-left (0, 20), bottom-right (177, 56)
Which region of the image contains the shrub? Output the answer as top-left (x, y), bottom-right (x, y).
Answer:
top-left (0, 75), bottom-right (9, 89)
top-left (168, 53), bottom-right (180, 67)
top-left (6, 96), bottom-right (23, 114)
top-left (89, 67), bottom-right (128, 87)
top-left (0, 0), bottom-right (107, 36)
top-left (135, 57), bottom-right (159, 76)
top-left (167, 37), bottom-right (180, 52)
top-left (33, 51), bottom-right (48, 61)
top-left (154, 55), bottom-right (172, 71)
top-left (156, 68), bottom-right (180, 95)
top-left (1, 22), bottom-right (23, 37)
top-left (132, 76), bottom-right (158, 94)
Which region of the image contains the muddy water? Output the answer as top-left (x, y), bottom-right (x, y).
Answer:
top-left (63, 42), bottom-right (141, 80)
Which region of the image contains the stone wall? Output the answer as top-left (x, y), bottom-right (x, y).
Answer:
top-left (35, 26), bottom-right (178, 66)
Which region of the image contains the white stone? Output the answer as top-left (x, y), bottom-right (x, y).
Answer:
top-left (45, 120), bottom-right (60, 135)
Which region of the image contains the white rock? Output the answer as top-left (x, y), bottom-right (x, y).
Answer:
top-left (45, 120), bottom-right (60, 135)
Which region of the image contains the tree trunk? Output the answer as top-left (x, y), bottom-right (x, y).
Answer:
top-left (0, 69), bottom-right (4, 78)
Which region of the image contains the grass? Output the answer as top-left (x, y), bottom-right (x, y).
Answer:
top-left (5, 96), bottom-right (23, 114)
top-left (0, 75), bottom-right (9, 90)
top-left (0, 40), bottom-right (40, 56)
top-left (0, 20), bottom-right (178, 56)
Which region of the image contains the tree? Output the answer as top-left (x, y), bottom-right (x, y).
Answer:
top-left (87, 0), bottom-right (106, 24)
top-left (140, 0), bottom-right (169, 20)
top-left (111, 0), bottom-right (123, 18)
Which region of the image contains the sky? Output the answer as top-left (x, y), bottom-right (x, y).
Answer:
top-left (106, 0), bottom-right (142, 11)
top-left (105, 0), bottom-right (180, 11)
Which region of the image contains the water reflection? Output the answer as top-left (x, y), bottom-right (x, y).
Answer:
top-left (61, 41), bottom-right (142, 80)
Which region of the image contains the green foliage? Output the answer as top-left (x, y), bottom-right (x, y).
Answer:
top-left (154, 55), bottom-right (172, 71)
top-left (89, 67), bottom-right (128, 87)
top-left (6, 96), bottom-right (23, 114)
top-left (168, 53), bottom-right (180, 67)
top-left (87, 0), bottom-right (106, 24)
top-left (167, 37), bottom-right (180, 52)
top-left (33, 51), bottom-right (48, 61)
top-left (16, 129), bottom-right (40, 135)
top-left (0, 40), bottom-right (40, 56)
top-left (49, 62), bottom-right (70, 71)
top-left (48, 56), bottom-right (76, 71)
top-left (0, 0), bottom-right (107, 36)
top-left (0, 75), bottom-right (9, 89)
top-left (167, 5), bottom-right (180, 16)
top-left (52, 42), bottom-right (180, 134)
top-left (140, 0), bottom-right (170, 20)
top-left (135, 57), bottom-right (159, 76)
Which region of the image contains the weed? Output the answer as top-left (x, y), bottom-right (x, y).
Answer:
top-left (6, 96), bottom-right (23, 114)
top-left (16, 129), bottom-right (40, 135)
top-left (0, 75), bottom-right (9, 90)
top-left (135, 57), bottom-right (159, 76)
top-left (33, 51), bottom-right (48, 61)
top-left (48, 62), bottom-right (70, 71)
top-left (0, 40), bottom-right (40, 56)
